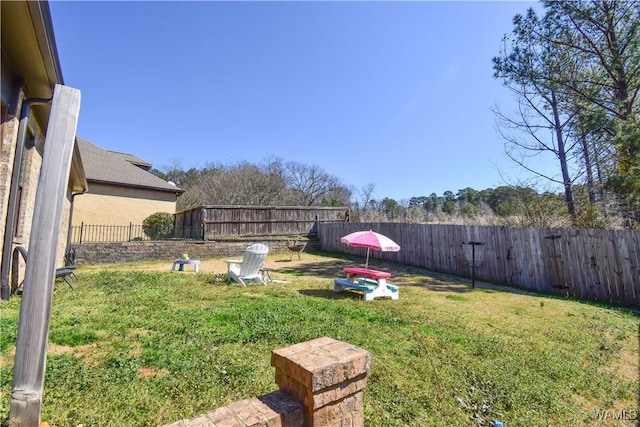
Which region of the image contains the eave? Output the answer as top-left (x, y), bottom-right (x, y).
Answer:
top-left (1, 1), bottom-right (64, 128)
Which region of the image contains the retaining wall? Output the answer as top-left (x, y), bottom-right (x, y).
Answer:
top-left (73, 237), bottom-right (319, 265)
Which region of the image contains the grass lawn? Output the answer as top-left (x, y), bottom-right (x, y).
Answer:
top-left (1, 251), bottom-right (638, 426)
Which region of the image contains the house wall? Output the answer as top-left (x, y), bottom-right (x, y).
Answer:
top-left (72, 182), bottom-right (178, 226)
top-left (1, 66), bottom-right (22, 257)
top-left (14, 133), bottom-right (45, 247)
top-left (0, 96), bottom-right (19, 251)
top-left (0, 82), bottom-right (74, 289)
top-left (0, 83), bottom-right (48, 263)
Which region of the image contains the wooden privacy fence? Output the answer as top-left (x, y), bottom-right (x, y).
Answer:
top-left (175, 205), bottom-right (349, 239)
top-left (318, 222), bottom-right (640, 307)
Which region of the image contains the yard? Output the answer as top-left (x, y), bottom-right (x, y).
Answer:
top-left (0, 251), bottom-right (637, 426)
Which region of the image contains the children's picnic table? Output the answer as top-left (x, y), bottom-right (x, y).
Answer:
top-left (334, 267), bottom-right (399, 301)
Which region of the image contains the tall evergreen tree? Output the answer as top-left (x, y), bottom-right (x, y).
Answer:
top-left (495, 0), bottom-right (640, 227)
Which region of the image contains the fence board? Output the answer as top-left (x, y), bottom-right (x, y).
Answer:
top-left (176, 205), bottom-right (348, 238)
top-left (525, 229), bottom-right (540, 291)
top-left (504, 227), bottom-right (521, 286)
top-left (318, 222), bottom-right (639, 307)
top-left (489, 226), bottom-right (503, 283)
top-left (630, 231), bottom-right (640, 306)
top-left (566, 228), bottom-right (585, 300)
top-left (582, 229), bottom-right (602, 301)
top-left (614, 230), bottom-right (636, 305)
top-left (605, 231), bottom-right (622, 303)
top-left (595, 230), bottom-right (613, 303)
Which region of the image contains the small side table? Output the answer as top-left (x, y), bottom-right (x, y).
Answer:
top-left (288, 244), bottom-right (305, 261)
top-left (172, 259), bottom-right (200, 273)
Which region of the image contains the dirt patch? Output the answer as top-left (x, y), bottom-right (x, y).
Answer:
top-left (138, 366), bottom-right (169, 379)
top-left (0, 346), bottom-right (16, 367)
top-left (608, 336), bottom-right (639, 383)
top-left (83, 253), bottom-right (306, 275)
top-left (48, 342), bottom-right (100, 358)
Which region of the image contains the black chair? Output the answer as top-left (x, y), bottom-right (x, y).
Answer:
top-left (55, 268), bottom-right (75, 289)
top-left (63, 248), bottom-right (77, 271)
top-left (10, 247), bottom-right (78, 293)
top-left (55, 248), bottom-right (77, 289)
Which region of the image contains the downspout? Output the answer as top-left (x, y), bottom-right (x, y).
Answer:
top-left (64, 191), bottom-right (85, 257)
top-left (1, 98), bottom-right (52, 301)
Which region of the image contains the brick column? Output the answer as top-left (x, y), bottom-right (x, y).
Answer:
top-left (271, 337), bottom-right (372, 427)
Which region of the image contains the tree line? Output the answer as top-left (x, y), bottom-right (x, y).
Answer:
top-left (493, 0), bottom-right (639, 228)
top-left (152, 158), bottom-right (595, 228)
top-left (353, 185), bottom-right (582, 228)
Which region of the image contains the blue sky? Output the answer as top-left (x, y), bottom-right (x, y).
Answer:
top-left (49, 0), bottom-right (553, 202)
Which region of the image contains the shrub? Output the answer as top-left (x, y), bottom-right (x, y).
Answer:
top-left (142, 212), bottom-right (174, 240)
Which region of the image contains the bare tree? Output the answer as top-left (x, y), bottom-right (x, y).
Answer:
top-left (177, 158), bottom-right (349, 209)
top-left (325, 184), bottom-right (352, 207)
top-left (177, 161), bottom-right (287, 209)
top-left (281, 161), bottom-right (347, 206)
top-left (358, 183), bottom-right (376, 209)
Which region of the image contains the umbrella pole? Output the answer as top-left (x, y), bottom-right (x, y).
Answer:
top-left (365, 248), bottom-right (370, 269)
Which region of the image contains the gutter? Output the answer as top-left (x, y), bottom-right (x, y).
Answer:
top-left (87, 179), bottom-right (185, 194)
top-left (28, 1), bottom-right (64, 85)
top-left (64, 190), bottom-right (86, 256)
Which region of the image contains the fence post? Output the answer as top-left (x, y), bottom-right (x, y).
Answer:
top-left (272, 337), bottom-right (371, 426)
top-left (79, 222), bottom-right (84, 244)
top-left (128, 222), bottom-right (132, 242)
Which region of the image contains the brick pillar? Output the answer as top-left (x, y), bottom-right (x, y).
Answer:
top-left (271, 337), bottom-right (372, 427)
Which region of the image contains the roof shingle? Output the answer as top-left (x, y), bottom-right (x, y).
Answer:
top-left (77, 137), bottom-right (183, 193)
top-left (107, 150), bottom-right (152, 171)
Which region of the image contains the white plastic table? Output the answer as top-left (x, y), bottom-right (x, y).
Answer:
top-left (171, 259), bottom-right (200, 273)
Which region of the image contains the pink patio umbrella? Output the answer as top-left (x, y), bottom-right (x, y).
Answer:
top-left (340, 230), bottom-right (401, 269)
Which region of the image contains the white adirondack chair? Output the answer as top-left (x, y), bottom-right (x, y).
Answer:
top-left (224, 243), bottom-right (269, 286)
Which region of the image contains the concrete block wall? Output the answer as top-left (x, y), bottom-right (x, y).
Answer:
top-left (74, 238), bottom-right (320, 265)
top-left (163, 337), bottom-right (371, 427)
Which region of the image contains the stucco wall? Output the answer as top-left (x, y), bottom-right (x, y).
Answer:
top-left (73, 183), bottom-right (178, 226)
